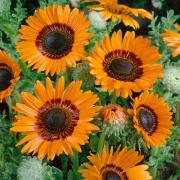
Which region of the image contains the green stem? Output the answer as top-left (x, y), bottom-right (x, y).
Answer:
top-left (97, 130), bottom-right (107, 156)
top-left (111, 93), bottom-right (117, 104)
top-left (175, 101), bottom-right (180, 125)
top-left (65, 68), bottom-right (72, 85)
top-left (72, 151), bottom-right (79, 171)
top-left (61, 154), bottom-right (68, 175)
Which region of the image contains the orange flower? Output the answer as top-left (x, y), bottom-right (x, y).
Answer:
top-left (0, 50), bottom-right (21, 102)
top-left (100, 104), bottom-right (128, 125)
top-left (16, 5), bottom-right (93, 75)
top-left (84, 0), bottom-right (152, 29)
top-left (129, 91), bottom-right (173, 148)
top-left (11, 77), bottom-right (101, 160)
top-left (161, 26), bottom-right (180, 57)
top-left (79, 145), bottom-right (152, 179)
top-left (88, 30), bottom-right (163, 97)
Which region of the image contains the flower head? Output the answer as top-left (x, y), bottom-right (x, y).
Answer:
top-left (0, 50), bottom-right (21, 102)
top-left (84, 0), bottom-right (152, 29)
top-left (129, 91), bottom-right (173, 148)
top-left (16, 5), bottom-right (93, 75)
top-left (161, 28), bottom-right (180, 57)
top-left (11, 77), bottom-right (100, 160)
top-left (88, 30), bottom-right (163, 97)
top-left (79, 145), bottom-right (152, 179)
top-left (100, 104), bottom-right (129, 137)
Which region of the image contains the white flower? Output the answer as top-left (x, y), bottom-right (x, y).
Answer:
top-left (70, 0), bottom-right (81, 7)
top-left (88, 11), bottom-right (107, 30)
top-left (163, 66), bottom-right (180, 94)
top-left (17, 157), bottom-right (47, 180)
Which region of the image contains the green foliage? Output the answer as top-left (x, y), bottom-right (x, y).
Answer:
top-left (39, 0), bottom-right (69, 8)
top-left (0, 0), bottom-right (27, 53)
top-left (44, 166), bottom-right (63, 180)
top-left (149, 10), bottom-right (179, 63)
top-left (0, 115), bottom-right (22, 179)
top-left (149, 11), bottom-right (180, 113)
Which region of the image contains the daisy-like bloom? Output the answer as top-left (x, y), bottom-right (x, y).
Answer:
top-left (128, 91), bottom-right (173, 148)
top-left (16, 5), bottom-right (93, 76)
top-left (79, 145), bottom-right (152, 180)
top-left (161, 27), bottom-right (180, 57)
top-left (89, 30), bottom-right (163, 98)
top-left (84, 0), bottom-right (152, 29)
top-left (11, 77), bottom-right (100, 160)
top-left (0, 50), bottom-right (21, 102)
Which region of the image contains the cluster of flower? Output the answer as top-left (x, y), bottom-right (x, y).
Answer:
top-left (0, 0), bottom-right (179, 179)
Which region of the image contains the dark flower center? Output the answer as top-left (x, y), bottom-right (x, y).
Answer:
top-left (36, 23), bottom-right (74, 59)
top-left (43, 108), bottom-right (67, 134)
top-left (103, 171), bottom-right (121, 180)
top-left (138, 107), bottom-right (156, 133)
top-left (44, 31), bottom-right (71, 56)
top-left (0, 65), bottom-right (13, 91)
top-left (37, 99), bottom-right (80, 140)
top-left (110, 58), bottom-right (133, 76)
top-left (103, 50), bottom-right (143, 82)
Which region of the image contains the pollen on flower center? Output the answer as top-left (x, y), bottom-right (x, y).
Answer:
top-left (103, 171), bottom-right (121, 180)
top-left (0, 64), bottom-right (13, 91)
top-left (43, 108), bottom-right (67, 134)
top-left (138, 106), bottom-right (157, 133)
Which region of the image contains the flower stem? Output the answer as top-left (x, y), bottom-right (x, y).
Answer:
top-left (111, 92), bottom-right (117, 104)
top-left (97, 130), bottom-right (107, 156)
top-left (72, 151), bottom-right (79, 171)
top-left (61, 154), bottom-right (68, 175)
top-left (175, 101), bottom-right (180, 125)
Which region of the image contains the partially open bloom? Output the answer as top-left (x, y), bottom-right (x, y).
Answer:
top-left (100, 104), bottom-right (128, 137)
top-left (89, 30), bottom-right (163, 97)
top-left (84, 0), bottom-right (152, 29)
top-left (128, 91), bottom-right (173, 148)
top-left (0, 50), bottom-right (21, 102)
top-left (16, 5), bottom-right (93, 76)
top-left (100, 104), bottom-right (128, 125)
top-left (11, 77), bottom-right (100, 160)
top-left (161, 27), bottom-right (180, 57)
top-left (79, 145), bottom-right (152, 179)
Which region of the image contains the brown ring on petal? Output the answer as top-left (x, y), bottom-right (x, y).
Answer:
top-left (101, 164), bottom-right (128, 180)
top-left (103, 50), bottom-right (143, 82)
top-left (36, 23), bottom-right (74, 59)
top-left (36, 98), bottom-right (79, 140)
top-left (137, 105), bottom-right (158, 135)
top-left (0, 63), bottom-right (13, 91)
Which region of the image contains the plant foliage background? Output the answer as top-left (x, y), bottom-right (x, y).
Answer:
top-left (0, 0), bottom-right (179, 179)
